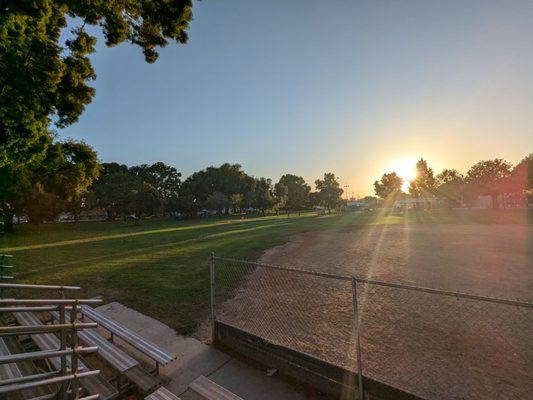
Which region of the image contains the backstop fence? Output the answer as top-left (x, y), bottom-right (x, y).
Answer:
top-left (210, 255), bottom-right (533, 400)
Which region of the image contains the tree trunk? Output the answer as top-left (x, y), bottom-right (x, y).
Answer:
top-left (3, 212), bottom-right (14, 233)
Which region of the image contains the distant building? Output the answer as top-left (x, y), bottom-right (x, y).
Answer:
top-left (393, 197), bottom-right (446, 210)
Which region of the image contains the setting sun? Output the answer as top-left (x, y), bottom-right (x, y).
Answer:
top-left (387, 157), bottom-right (418, 191)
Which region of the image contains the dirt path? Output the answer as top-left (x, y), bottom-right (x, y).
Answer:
top-left (216, 223), bottom-right (533, 400)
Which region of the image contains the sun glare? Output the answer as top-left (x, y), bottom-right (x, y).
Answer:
top-left (387, 157), bottom-right (418, 191)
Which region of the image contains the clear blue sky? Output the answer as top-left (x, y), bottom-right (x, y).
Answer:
top-left (63, 0), bottom-right (533, 196)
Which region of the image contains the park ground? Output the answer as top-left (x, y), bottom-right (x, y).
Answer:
top-left (0, 209), bottom-right (530, 338)
top-left (213, 209), bottom-right (531, 400)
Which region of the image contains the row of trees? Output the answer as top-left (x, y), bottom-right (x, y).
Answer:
top-left (0, 141), bottom-right (345, 231)
top-left (373, 155), bottom-right (532, 208)
top-left (92, 163), bottom-right (344, 219)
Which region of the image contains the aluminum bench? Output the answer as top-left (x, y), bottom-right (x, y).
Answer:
top-left (188, 376), bottom-right (243, 400)
top-left (145, 387), bottom-right (180, 400)
top-left (12, 312), bottom-right (117, 400)
top-left (81, 305), bottom-right (176, 373)
top-left (49, 310), bottom-right (138, 373)
top-left (49, 310), bottom-right (160, 393)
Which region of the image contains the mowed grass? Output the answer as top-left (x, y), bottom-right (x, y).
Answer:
top-left (0, 209), bottom-right (529, 334)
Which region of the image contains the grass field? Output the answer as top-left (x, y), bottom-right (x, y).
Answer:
top-left (0, 209), bottom-right (530, 335)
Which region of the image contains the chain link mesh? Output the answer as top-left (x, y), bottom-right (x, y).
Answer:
top-left (213, 257), bottom-right (358, 372)
top-left (212, 256), bottom-right (533, 400)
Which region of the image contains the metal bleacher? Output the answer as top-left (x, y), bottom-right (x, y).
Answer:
top-left (0, 254), bottom-right (177, 400)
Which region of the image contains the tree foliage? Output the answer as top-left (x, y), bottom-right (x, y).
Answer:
top-left (374, 172), bottom-right (402, 199)
top-left (436, 169), bottom-right (465, 207)
top-left (408, 158), bottom-right (436, 198)
top-left (314, 173), bottom-right (343, 211)
top-left (180, 163), bottom-right (254, 206)
top-left (247, 178), bottom-right (275, 215)
top-left (466, 159), bottom-right (512, 208)
top-left (0, 0), bottom-right (194, 169)
top-left (204, 192), bottom-right (231, 215)
top-left (0, 140), bottom-right (98, 230)
top-left (277, 174), bottom-right (310, 211)
top-left (130, 162), bottom-right (181, 213)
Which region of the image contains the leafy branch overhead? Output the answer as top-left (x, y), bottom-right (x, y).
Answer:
top-left (0, 0), bottom-right (194, 167)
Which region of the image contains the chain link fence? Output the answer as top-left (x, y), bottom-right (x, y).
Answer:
top-left (210, 255), bottom-right (533, 400)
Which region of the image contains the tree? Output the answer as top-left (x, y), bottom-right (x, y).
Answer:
top-left (1, 1), bottom-right (194, 170)
top-left (374, 172), bottom-right (403, 200)
top-left (466, 159), bottom-right (512, 208)
top-left (180, 163), bottom-right (254, 210)
top-left (0, 140), bottom-right (99, 229)
top-left (508, 154), bottom-right (532, 198)
top-left (91, 163), bottom-right (136, 219)
top-left (230, 194), bottom-right (244, 214)
top-left (436, 169), bottom-right (465, 207)
top-left (0, 166), bottom-right (33, 232)
top-left (167, 194), bottom-right (199, 218)
top-left (273, 182), bottom-right (288, 212)
top-left (248, 178), bottom-right (275, 216)
top-left (125, 182), bottom-right (161, 218)
top-left (314, 173), bottom-right (344, 212)
top-left (277, 174), bottom-right (310, 213)
top-left (204, 192), bottom-right (231, 215)
top-left (409, 158), bottom-right (437, 198)
top-left (130, 162), bottom-right (181, 214)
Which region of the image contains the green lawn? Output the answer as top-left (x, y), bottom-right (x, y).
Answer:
top-left (0, 209), bottom-right (529, 334)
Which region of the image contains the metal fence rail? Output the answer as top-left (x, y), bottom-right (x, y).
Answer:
top-left (210, 255), bottom-right (533, 400)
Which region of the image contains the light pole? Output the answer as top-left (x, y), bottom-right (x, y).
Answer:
top-left (343, 185), bottom-right (349, 201)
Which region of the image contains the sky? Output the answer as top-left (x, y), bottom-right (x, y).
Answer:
top-left (62, 0), bottom-right (533, 197)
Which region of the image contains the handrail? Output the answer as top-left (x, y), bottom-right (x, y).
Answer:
top-left (0, 323), bottom-right (97, 336)
top-left (0, 306), bottom-right (60, 313)
top-left (0, 370), bottom-right (100, 394)
top-left (0, 370), bottom-right (59, 386)
top-left (0, 283), bottom-right (80, 291)
top-left (0, 346), bottom-right (98, 364)
top-left (0, 299), bottom-right (102, 306)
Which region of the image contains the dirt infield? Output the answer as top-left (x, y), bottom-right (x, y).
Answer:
top-left (215, 223), bottom-right (533, 400)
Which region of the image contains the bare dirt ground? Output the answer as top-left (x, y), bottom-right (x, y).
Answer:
top-left (216, 222), bottom-right (533, 400)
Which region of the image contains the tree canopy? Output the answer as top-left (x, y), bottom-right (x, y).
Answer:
top-left (408, 158), bottom-right (436, 198)
top-left (315, 173), bottom-right (343, 211)
top-left (277, 174), bottom-right (310, 211)
top-left (0, 0), bottom-right (194, 169)
top-left (374, 172), bottom-right (403, 200)
top-left (466, 159), bottom-right (512, 207)
top-left (0, 140), bottom-right (99, 230)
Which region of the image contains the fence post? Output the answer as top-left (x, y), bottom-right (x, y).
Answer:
top-left (210, 252), bottom-right (216, 342)
top-left (0, 254), bottom-right (5, 299)
top-left (58, 289), bottom-right (67, 400)
top-left (351, 278), bottom-right (364, 400)
top-left (70, 300), bottom-right (79, 399)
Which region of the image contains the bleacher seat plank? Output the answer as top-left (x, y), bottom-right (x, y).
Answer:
top-left (0, 337), bottom-right (24, 380)
top-left (124, 365), bottom-right (161, 392)
top-left (81, 305), bottom-right (176, 365)
top-left (189, 376), bottom-right (243, 400)
top-left (49, 310), bottom-right (138, 373)
top-left (145, 387), bottom-right (180, 400)
top-left (12, 312), bottom-right (117, 400)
